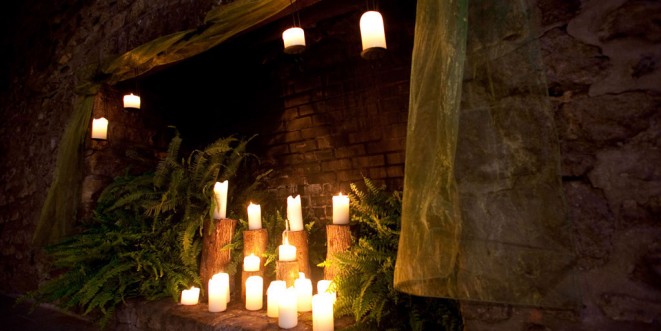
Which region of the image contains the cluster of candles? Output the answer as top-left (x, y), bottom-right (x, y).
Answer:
top-left (179, 180), bottom-right (349, 330)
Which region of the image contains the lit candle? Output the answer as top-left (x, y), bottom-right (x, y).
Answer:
top-left (267, 280), bottom-right (286, 318)
top-left (180, 286), bottom-right (200, 305)
top-left (287, 195), bottom-right (304, 231)
top-left (213, 180), bottom-right (228, 219)
top-left (312, 293), bottom-right (334, 331)
top-left (279, 235), bottom-right (297, 261)
top-left (243, 253), bottom-right (260, 272)
top-left (282, 27), bottom-right (306, 54)
top-left (91, 117), bottom-right (108, 140)
top-left (245, 275), bottom-right (263, 311)
top-left (123, 93), bottom-right (141, 109)
top-left (294, 272), bottom-right (312, 312)
top-left (332, 193), bottom-right (350, 224)
top-left (360, 11), bottom-right (387, 52)
top-left (278, 287), bottom-right (298, 329)
top-left (247, 202), bottom-right (262, 230)
top-left (317, 280), bottom-right (337, 303)
top-left (208, 273), bottom-right (228, 312)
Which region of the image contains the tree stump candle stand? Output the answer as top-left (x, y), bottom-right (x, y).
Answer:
top-left (286, 230), bottom-right (311, 278)
top-left (324, 224), bottom-right (352, 280)
top-left (199, 218), bottom-right (237, 299)
top-left (276, 260), bottom-right (300, 287)
top-left (241, 228), bottom-right (268, 302)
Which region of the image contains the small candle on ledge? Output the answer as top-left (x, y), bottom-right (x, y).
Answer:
top-left (243, 253), bottom-right (260, 272)
top-left (286, 195), bottom-right (304, 231)
top-left (123, 93), bottom-right (141, 110)
top-left (247, 202), bottom-right (262, 230)
top-left (279, 234), bottom-right (297, 262)
top-left (294, 272), bottom-right (312, 312)
top-left (180, 286), bottom-right (200, 305)
top-left (278, 287), bottom-right (298, 329)
top-left (245, 275), bottom-right (263, 311)
top-left (213, 180), bottom-right (228, 219)
top-left (208, 273), bottom-right (228, 312)
top-left (267, 280), bottom-right (286, 318)
top-left (312, 293), bottom-right (334, 331)
top-left (332, 193), bottom-right (350, 224)
top-left (91, 117), bottom-right (108, 140)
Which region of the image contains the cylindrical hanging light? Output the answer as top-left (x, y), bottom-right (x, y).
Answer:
top-left (283, 27), bottom-right (306, 54)
top-left (123, 93), bottom-right (141, 110)
top-left (91, 117), bottom-right (108, 140)
top-left (360, 10), bottom-right (387, 59)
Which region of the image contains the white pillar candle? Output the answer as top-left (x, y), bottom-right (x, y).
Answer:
top-left (243, 253), bottom-right (260, 272)
top-left (278, 287), bottom-right (298, 329)
top-left (332, 193), bottom-right (350, 224)
top-left (294, 272), bottom-right (312, 312)
top-left (91, 117), bottom-right (108, 140)
top-left (180, 286), bottom-right (200, 305)
top-left (287, 195), bottom-right (304, 231)
top-left (208, 273), bottom-right (228, 312)
top-left (247, 202), bottom-right (262, 230)
top-left (213, 180), bottom-right (228, 219)
top-left (360, 11), bottom-right (387, 52)
top-left (267, 280), bottom-right (286, 318)
top-left (312, 293), bottom-right (334, 331)
top-left (279, 236), bottom-right (297, 261)
top-left (317, 280), bottom-right (337, 303)
top-left (245, 275), bottom-right (263, 311)
top-left (123, 93), bottom-right (141, 109)
top-left (282, 27), bottom-right (306, 54)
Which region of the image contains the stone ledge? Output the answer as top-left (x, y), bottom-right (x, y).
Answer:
top-left (113, 298), bottom-right (353, 331)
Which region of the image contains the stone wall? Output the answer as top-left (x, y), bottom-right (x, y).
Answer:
top-left (0, 0), bottom-right (659, 330)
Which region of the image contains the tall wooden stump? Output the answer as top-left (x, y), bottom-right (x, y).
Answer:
top-left (241, 228), bottom-right (268, 302)
top-left (287, 230), bottom-right (311, 277)
top-left (276, 260), bottom-right (300, 287)
top-left (200, 218), bottom-right (237, 299)
top-left (324, 224), bottom-right (352, 280)
top-left (243, 228), bottom-right (268, 268)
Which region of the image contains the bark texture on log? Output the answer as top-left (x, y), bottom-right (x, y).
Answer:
top-left (243, 228), bottom-right (268, 268)
top-left (200, 218), bottom-right (237, 298)
top-left (324, 224), bottom-right (352, 280)
top-left (287, 230), bottom-right (310, 277)
top-left (276, 260), bottom-right (299, 287)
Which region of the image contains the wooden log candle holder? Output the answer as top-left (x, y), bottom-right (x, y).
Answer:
top-left (199, 218), bottom-right (237, 299)
top-left (241, 228), bottom-right (268, 302)
top-left (276, 260), bottom-right (300, 287)
top-left (324, 224), bottom-right (352, 280)
top-left (286, 230), bottom-right (311, 278)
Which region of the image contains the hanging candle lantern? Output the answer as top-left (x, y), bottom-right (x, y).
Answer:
top-left (360, 11), bottom-right (387, 59)
top-left (91, 117), bottom-right (108, 140)
top-left (123, 93), bottom-right (141, 110)
top-left (283, 27), bottom-right (306, 54)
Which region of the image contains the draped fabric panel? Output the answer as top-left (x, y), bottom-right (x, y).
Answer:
top-left (394, 0), bottom-right (580, 308)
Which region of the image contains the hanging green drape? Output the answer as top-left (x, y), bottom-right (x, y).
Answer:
top-left (34, 0), bottom-right (292, 245)
top-left (394, 0), bottom-right (580, 308)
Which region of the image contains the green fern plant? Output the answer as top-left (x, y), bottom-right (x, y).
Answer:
top-left (23, 132), bottom-right (269, 326)
top-left (329, 177), bottom-right (463, 331)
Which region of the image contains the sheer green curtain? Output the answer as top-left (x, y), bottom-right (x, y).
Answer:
top-left (394, 0), bottom-right (579, 308)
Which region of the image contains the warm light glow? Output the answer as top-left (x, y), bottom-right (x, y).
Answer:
top-left (317, 280), bottom-right (337, 303)
top-left (208, 273), bottom-right (228, 312)
top-left (279, 235), bottom-right (297, 261)
top-left (123, 93), bottom-right (141, 109)
top-left (332, 193), bottom-right (350, 224)
top-left (213, 180), bottom-right (228, 219)
top-left (287, 195), bottom-right (304, 231)
top-left (278, 287), bottom-right (298, 329)
top-left (282, 27), bottom-right (306, 54)
top-left (243, 253), bottom-right (260, 272)
top-left (267, 280), bottom-right (286, 317)
top-left (91, 117), bottom-right (108, 140)
top-left (180, 286), bottom-right (200, 305)
top-left (294, 272), bottom-right (312, 312)
top-left (245, 276), bottom-right (263, 311)
top-left (247, 202), bottom-right (262, 230)
top-left (360, 11), bottom-right (387, 59)
top-left (312, 293), bottom-right (334, 331)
